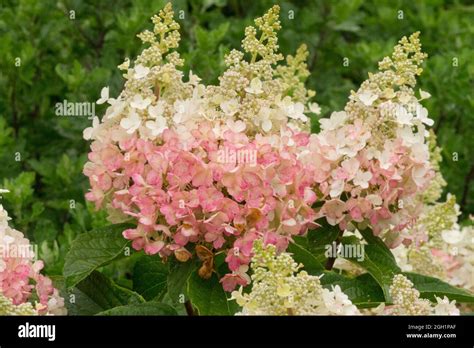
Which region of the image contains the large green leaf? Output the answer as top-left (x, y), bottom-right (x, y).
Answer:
top-left (320, 271), bottom-right (385, 308)
top-left (405, 272), bottom-right (474, 303)
top-left (341, 231), bottom-right (401, 302)
top-left (167, 259), bottom-right (197, 304)
top-left (97, 302), bottom-right (178, 316)
top-left (63, 223), bottom-right (132, 288)
top-left (299, 220), bottom-right (342, 264)
top-left (287, 240), bottom-right (324, 275)
top-left (67, 271), bottom-right (144, 315)
top-left (359, 229), bottom-right (398, 263)
top-left (187, 271), bottom-right (238, 315)
top-left (133, 254), bottom-right (168, 301)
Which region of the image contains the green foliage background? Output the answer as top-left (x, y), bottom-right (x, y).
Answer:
top-left (0, 0), bottom-right (473, 280)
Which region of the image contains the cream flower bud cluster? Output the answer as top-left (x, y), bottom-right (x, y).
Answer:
top-left (0, 293), bottom-right (37, 315)
top-left (421, 130), bottom-right (446, 203)
top-left (231, 240), bottom-right (359, 315)
top-left (388, 274), bottom-right (459, 315)
top-left (417, 194), bottom-right (460, 245)
top-left (344, 32), bottom-right (431, 149)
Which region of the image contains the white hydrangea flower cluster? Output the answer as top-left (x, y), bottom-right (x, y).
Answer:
top-left (387, 274), bottom-right (459, 315)
top-left (230, 240), bottom-right (359, 315)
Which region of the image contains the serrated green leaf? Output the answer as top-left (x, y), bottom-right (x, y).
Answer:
top-left (133, 254), bottom-right (168, 301)
top-left (341, 231), bottom-right (401, 302)
top-left (302, 220), bottom-right (342, 264)
top-left (287, 241), bottom-right (324, 275)
top-left (63, 223), bottom-right (132, 288)
top-left (167, 259), bottom-right (197, 304)
top-left (187, 271), bottom-right (237, 315)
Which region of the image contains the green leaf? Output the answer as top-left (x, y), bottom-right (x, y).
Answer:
top-left (195, 22), bottom-right (229, 51)
top-left (31, 201), bottom-right (45, 219)
top-left (63, 223), bottom-right (132, 288)
top-left (68, 271), bottom-right (144, 315)
top-left (133, 254), bottom-right (168, 301)
top-left (359, 228), bottom-right (398, 263)
top-left (287, 241), bottom-right (324, 275)
top-left (341, 231), bottom-right (401, 302)
top-left (187, 271), bottom-right (237, 315)
top-left (167, 259), bottom-right (197, 304)
top-left (405, 272), bottom-right (474, 303)
top-left (303, 220), bottom-right (342, 264)
top-left (308, 220), bottom-right (342, 247)
top-left (97, 302), bottom-right (178, 316)
top-left (320, 272), bottom-right (385, 308)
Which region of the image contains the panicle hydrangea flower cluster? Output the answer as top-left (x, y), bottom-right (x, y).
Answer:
top-left (83, 4), bottom-right (321, 291)
top-left (0, 192), bottom-right (66, 315)
top-left (387, 274), bottom-right (459, 315)
top-left (390, 139), bottom-right (473, 294)
top-left (83, 3), bottom-right (437, 292)
top-left (230, 239), bottom-right (360, 315)
top-left (305, 32), bottom-right (434, 243)
top-left (330, 133), bottom-right (451, 279)
top-left (392, 196), bottom-right (473, 292)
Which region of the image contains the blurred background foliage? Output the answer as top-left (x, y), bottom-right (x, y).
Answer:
top-left (0, 0), bottom-right (472, 277)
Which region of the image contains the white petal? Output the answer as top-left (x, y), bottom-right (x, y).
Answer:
top-left (134, 64), bottom-right (150, 79)
top-left (358, 91), bottom-right (378, 106)
top-left (262, 119), bottom-right (272, 132)
top-left (97, 86), bottom-right (109, 104)
top-left (83, 127), bottom-right (93, 140)
top-left (441, 229), bottom-right (463, 244)
top-left (309, 102), bottom-right (321, 114)
top-left (419, 89), bottom-right (431, 100)
top-left (245, 78), bottom-right (263, 94)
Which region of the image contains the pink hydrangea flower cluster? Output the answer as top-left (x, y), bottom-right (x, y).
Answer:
top-left (85, 122), bottom-right (318, 290)
top-left (305, 32), bottom-right (434, 246)
top-left (0, 202), bottom-right (67, 315)
top-left (307, 107), bottom-right (433, 240)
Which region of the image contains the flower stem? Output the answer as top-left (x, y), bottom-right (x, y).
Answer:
top-left (184, 300), bottom-right (196, 316)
